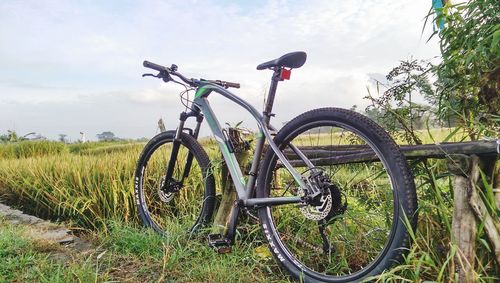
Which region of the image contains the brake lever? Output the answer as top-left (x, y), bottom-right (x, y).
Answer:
top-left (142, 71), bottom-right (173, 84)
top-left (142, 72), bottom-right (171, 83)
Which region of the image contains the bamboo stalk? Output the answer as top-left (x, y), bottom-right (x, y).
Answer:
top-left (467, 156), bottom-right (500, 265)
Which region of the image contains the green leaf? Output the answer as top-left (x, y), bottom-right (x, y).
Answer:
top-left (441, 127), bottom-right (461, 143)
top-left (479, 238), bottom-right (491, 253)
top-left (254, 244), bottom-right (272, 259)
top-left (491, 27), bottom-right (500, 52)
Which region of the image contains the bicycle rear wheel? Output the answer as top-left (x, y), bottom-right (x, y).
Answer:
top-left (257, 108), bottom-right (417, 282)
top-left (135, 131), bottom-right (216, 235)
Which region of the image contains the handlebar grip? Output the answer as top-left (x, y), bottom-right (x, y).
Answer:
top-left (143, 60), bottom-right (166, 71)
top-left (225, 81), bottom-right (240, 89)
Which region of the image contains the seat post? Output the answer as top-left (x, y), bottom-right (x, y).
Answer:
top-left (263, 68), bottom-right (281, 126)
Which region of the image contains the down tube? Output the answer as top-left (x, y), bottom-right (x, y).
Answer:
top-left (193, 84), bottom-right (310, 198)
top-left (195, 97), bottom-right (247, 198)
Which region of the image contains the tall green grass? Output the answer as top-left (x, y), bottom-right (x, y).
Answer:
top-left (0, 140), bottom-right (220, 229)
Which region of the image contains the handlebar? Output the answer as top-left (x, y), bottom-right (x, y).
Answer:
top-left (143, 60), bottom-right (240, 89)
top-left (207, 80), bottom-right (241, 89)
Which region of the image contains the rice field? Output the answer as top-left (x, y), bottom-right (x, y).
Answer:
top-left (0, 128), bottom-right (497, 281)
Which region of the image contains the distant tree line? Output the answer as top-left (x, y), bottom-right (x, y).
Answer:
top-left (0, 130), bottom-right (143, 143)
top-left (0, 131), bottom-right (46, 143)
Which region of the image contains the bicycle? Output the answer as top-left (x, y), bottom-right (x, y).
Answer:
top-left (135, 51), bottom-right (418, 282)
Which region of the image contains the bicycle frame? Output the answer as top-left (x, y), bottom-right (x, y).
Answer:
top-left (201, 85), bottom-right (318, 192)
top-left (172, 69), bottom-right (316, 242)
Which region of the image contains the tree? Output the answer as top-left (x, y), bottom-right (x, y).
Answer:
top-left (96, 131), bottom-right (117, 141)
top-left (58, 134), bottom-right (68, 143)
top-left (365, 59), bottom-right (439, 144)
top-left (431, 0), bottom-right (499, 138)
top-left (0, 133), bottom-right (8, 143)
top-left (7, 130), bottom-right (19, 142)
top-left (429, 2), bottom-right (500, 279)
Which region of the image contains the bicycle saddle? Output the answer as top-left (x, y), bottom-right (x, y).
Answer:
top-left (256, 51), bottom-right (307, 70)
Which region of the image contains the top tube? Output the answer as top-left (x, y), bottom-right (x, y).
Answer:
top-left (194, 83), bottom-right (264, 128)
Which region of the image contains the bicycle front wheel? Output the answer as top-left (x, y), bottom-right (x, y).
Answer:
top-left (134, 131), bottom-right (216, 235)
top-left (257, 108), bottom-right (417, 282)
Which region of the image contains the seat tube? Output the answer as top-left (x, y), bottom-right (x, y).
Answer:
top-left (263, 69), bottom-right (281, 126)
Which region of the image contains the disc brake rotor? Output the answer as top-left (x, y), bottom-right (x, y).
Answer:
top-left (158, 177), bottom-right (175, 203)
top-left (300, 192), bottom-right (333, 221)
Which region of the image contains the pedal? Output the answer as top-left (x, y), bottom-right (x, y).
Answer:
top-left (207, 234), bottom-right (232, 254)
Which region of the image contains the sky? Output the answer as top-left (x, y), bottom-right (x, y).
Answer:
top-left (0, 0), bottom-right (440, 141)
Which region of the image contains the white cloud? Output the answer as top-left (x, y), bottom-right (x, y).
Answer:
top-left (0, 0), bottom-right (440, 139)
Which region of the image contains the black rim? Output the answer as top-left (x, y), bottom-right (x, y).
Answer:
top-left (262, 119), bottom-right (400, 280)
top-left (137, 135), bottom-right (212, 235)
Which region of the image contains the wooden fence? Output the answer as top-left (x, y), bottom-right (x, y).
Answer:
top-left (283, 140), bottom-right (499, 282)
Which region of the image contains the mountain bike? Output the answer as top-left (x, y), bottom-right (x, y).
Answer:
top-left (135, 51), bottom-right (418, 282)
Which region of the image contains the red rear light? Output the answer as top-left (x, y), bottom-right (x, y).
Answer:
top-left (280, 68), bottom-right (291, 80)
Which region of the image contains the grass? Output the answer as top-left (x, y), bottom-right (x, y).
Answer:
top-left (70, 142), bottom-right (145, 156)
top-left (0, 128), bottom-right (498, 281)
top-left (0, 217), bottom-right (99, 282)
top-left (0, 140), bottom-right (68, 159)
top-left (68, 141), bottom-right (135, 154)
top-left (0, 216), bottom-right (287, 282)
top-left (98, 221), bottom-right (286, 282)
top-left (0, 148), bottom-right (140, 229)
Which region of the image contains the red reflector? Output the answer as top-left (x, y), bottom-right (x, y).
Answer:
top-left (280, 68), bottom-right (291, 80)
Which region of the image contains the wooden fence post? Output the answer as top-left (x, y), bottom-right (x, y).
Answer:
top-left (158, 118), bottom-right (166, 132)
top-left (448, 154), bottom-right (477, 283)
top-left (448, 154), bottom-right (500, 281)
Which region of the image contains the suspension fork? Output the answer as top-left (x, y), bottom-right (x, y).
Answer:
top-left (181, 114), bottom-right (204, 182)
top-left (164, 108), bottom-right (203, 185)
